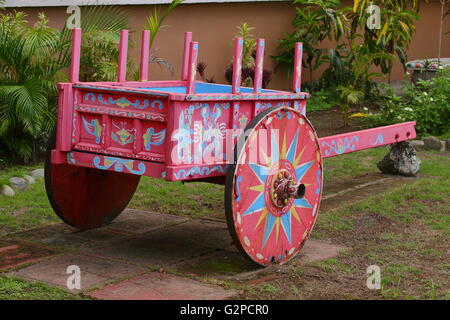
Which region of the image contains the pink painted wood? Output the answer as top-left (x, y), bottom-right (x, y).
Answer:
top-left (64, 151), bottom-right (166, 179)
top-left (56, 83), bottom-right (73, 152)
top-left (181, 32), bottom-right (193, 81)
top-left (253, 38), bottom-right (265, 93)
top-left (292, 42), bottom-right (303, 93)
top-left (70, 28), bottom-right (82, 83)
top-left (232, 37), bottom-right (243, 94)
top-left (118, 30), bottom-right (129, 82)
top-left (186, 41), bottom-right (199, 94)
top-left (319, 121), bottom-right (417, 158)
top-left (140, 30), bottom-right (150, 81)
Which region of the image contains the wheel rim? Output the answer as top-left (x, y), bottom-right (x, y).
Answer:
top-left (225, 107), bottom-right (323, 266)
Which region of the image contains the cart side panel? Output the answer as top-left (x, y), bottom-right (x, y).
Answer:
top-left (164, 98), bottom-right (307, 181)
top-left (71, 87), bottom-right (168, 163)
top-left (166, 100), bottom-right (246, 181)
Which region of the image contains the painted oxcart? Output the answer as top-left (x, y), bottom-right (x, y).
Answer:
top-left (45, 29), bottom-right (416, 266)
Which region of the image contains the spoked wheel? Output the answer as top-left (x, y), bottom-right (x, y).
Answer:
top-left (44, 130), bottom-right (141, 230)
top-left (225, 107), bottom-right (323, 266)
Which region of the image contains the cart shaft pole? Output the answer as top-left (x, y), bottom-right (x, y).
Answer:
top-left (232, 38), bottom-right (243, 94)
top-left (70, 28), bottom-right (82, 83)
top-left (182, 32), bottom-right (193, 81)
top-left (319, 121), bottom-right (417, 158)
top-left (253, 38), bottom-right (265, 93)
top-left (186, 41), bottom-right (199, 94)
top-left (118, 30), bottom-right (129, 82)
top-left (140, 30), bottom-right (150, 81)
top-left (292, 42), bottom-right (303, 93)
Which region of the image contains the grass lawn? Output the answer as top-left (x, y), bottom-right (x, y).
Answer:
top-left (0, 147), bottom-right (448, 299)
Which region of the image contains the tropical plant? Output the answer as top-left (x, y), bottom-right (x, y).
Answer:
top-left (367, 68), bottom-right (450, 136)
top-left (145, 0), bottom-right (184, 74)
top-left (0, 6), bottom-right (134, 162)
top-left (224, 22), bottom-right (273, 88)
top-left (351, 0), bottom-right (422, 82)
top-left (0, 12), bottom-right (59, 161)
top-left (272, 0), bottom-right (346, 91)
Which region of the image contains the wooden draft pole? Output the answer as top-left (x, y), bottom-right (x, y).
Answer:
top-left (118, 30), bottom-right (129, 82)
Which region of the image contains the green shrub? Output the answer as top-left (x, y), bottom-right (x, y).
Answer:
top-left (306, 88), bottom-right (337, 112)
top-left (367, 69), bottom-right (450, 137)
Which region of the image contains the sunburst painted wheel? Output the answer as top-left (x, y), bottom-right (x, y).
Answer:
top-left (225, 107), bottom-right (323, 266)
top-left (44, 130), bottom-right (140, 230)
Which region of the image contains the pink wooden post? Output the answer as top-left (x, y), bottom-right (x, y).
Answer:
top-left (70, 28), bottom-right (82, 83)
top-left (140, 30), bottom-right (150, 81)
top-left (186, 41), bottom-right (199, 94)
top-left (253, 39), bottom-right (265, 93)
top-left (232, 38), bottom-right (243, 94)
top-left (292, 42), bottom-right (303, 93)
top-left (181, 32), bottom-right (193, 81)
top-left (118, 30), bottom-right (129, 82)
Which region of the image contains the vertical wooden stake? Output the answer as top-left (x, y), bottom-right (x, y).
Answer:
top-left (292, 42), bottom-right (303, 93)
top-left (253, 38), bottom-right (265, 93)
top-left (118, 30), bottom-right (129, 82)
top-left (232, 38), bottom-right (243, 94)
top-left (70, 28), bottom-right (82, 83)
top-left (181, 32), bottom-right (193, 81)
top-left (140, 30), bottom-right (150, 81)
top-left (186, 41), bottom-right (199, 94)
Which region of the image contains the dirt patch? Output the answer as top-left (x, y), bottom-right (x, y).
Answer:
top-left (307, 107), bottom-right (366, 138)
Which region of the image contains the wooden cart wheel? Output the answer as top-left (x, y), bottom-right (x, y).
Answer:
top-left (44, 130), bottom-right (141, 230)
top-left (225, 107), bottom-right (323, 266)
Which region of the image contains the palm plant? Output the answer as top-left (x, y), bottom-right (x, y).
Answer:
top-left (0, 6), bottom-right (133, 162)
top-left (145, 0), bottom-right (184, 74)
top-left (0, 12), bottom-right (59, 161)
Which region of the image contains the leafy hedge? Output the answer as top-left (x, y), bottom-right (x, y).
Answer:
top-left (367, 69), bottom-right (450, 137)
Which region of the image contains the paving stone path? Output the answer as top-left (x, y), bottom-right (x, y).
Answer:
top-left (0, 173), bottom-right (410, 300)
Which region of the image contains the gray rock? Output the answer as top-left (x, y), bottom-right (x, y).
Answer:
top-left (1, 185), bottom-right (15, 197)
top-left (30, 168), bottom-right (45, 179)
top-left (410, 140), bottom-right (424, 151)
top-left (377, 141), bottom-right (421, 176)
top-left (423, 136), bottom-right (442, 151)
top-left (9, 177), bottom-right (29, 191)
top-left (23, 174), bottom-right (36, 185)
top-left (446, 139), bottom-right (450, 151)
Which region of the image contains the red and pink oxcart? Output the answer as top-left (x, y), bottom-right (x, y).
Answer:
top-left (45, 29), bottom-right (417, 266)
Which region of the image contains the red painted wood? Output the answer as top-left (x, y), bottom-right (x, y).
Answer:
top-left (45, 133), bottom-right (140, 230)
top-left (140, 30), bottom-right (150, 81)
top-left (181, 32), bottom-right (193, 81)
top-left (232, 38), bottom-right (243, 94)
top-left (253, 39), bottom-right (265, 93)
top-left (186, 41), bottom-right (199, 94)
top-left (319, 121), bottom-right (417, 158)
top-left (118, 30), bottom-right (129, 82)
top-left (70, 28), bottom-right (81, 83)
top-left (225, 107), bottom-right (323, 266)
top-left (292, 42), bottom-right (303, 93)
top-left (56, 83), bottom-right (73, 152)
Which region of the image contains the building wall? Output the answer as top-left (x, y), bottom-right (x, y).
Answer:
top-left (5, 1), bottom-right (450, 90)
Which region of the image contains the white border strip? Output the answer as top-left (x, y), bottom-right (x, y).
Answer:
top-left (3, 0), bottom-right (286, 7)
